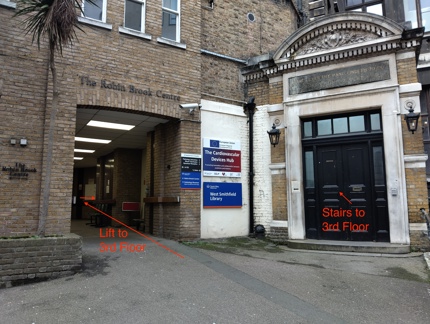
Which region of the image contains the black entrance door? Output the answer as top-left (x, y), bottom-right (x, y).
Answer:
top-left (304, 141), bottom-right (389, 241)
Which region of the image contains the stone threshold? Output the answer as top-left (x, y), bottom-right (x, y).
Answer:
top-left (287, 239), bottom-right (410, 254)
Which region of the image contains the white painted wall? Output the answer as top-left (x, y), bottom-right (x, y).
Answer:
top-left (200, 99), bottom-right (285, 238)
top-left (252, 105), bottom-right (276, 230)
top-left (200, 99), bottom-right (250, 238)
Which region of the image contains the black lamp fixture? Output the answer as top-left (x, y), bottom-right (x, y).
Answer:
top-left (267, 123), bottom-right (281, 147)
top-left (404, 100), bottom-right (420, 134)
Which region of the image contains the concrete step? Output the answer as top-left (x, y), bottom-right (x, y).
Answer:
top-left (287, 239), bottom-right (410, 254)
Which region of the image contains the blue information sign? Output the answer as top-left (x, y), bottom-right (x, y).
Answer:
top-left (203, 182), bottom-right (242, 208)
top-left (181, 172), bottom-right (201, 189)
top-left (181, 153), bottom-right (201, 189)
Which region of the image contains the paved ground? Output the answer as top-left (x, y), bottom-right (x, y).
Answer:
top-left (1, 220), bottom-right (430, 324)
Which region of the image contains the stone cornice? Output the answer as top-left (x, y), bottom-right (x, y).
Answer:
top-left (243, 13), bottom-right (423, 83)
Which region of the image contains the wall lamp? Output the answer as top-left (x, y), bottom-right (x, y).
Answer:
top-left (179, 103), bottom-right (201, 115)
top-left (404, 100), bottom-right (420, 134)
top-left (267, 124), bottom-right (281, 147)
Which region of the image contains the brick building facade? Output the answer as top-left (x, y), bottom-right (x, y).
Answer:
top-left (1, 0), bottom-right (430, 286)
top-left (0, 1), bottom-right (299, 286)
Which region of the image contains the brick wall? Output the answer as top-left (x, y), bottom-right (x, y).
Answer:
top-left (397, 57), bottom-right (419, 85)
top-left (397, 55), bottom-right (430, 250)
top-left (1, 0), bottom-right (204, 238)
top-left (410, 231), bottom-right (430, 252)
top-left (0, 8), bottom-right (49, 236)
top-left (41, 63), bottom-right (78, 235)
top-left (177, 120), bottom-right (202, 240)
top-left (144, 119), bottom-right (201, 241)
top-left (269, 80), bottom-right (284, 105)
top-left (267, 226), bottom-right (289, 242)
top-left (0, 8), bottom-right (76, 236)
top-left (268, 111), bottom-right (287, 222)
top-left (144, 132), bottom-right (154, 234)
top-left (0, 234), bottom-right (82, 288)
top-left (112, 149), bottom-right (142, 224)
top-left (152, 121), bottom-right (181, 239)
top-left (272, 172), bottom-right (288, 221)
top-left (402, 118), bottom-right (425, 155)
top-left (399, 65), bottom-right (430, 249)
top-left (403, 122), bottom-right (428, 223)
top-left (202, 0), bottom-right (297, 59)
top-left (201, 0), bottom-right (297, 104)
top-left (1, 0), bottom-right (299, 240)
top-left (245, 79), bottom-right (271, 105)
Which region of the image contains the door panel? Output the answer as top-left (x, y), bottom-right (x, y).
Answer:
top-left (318, 146), bottom-right (347, 240)
top-left (305, 141), bottom-right (389, 241)
top-left (342, 144), bottom-right (371, 241)
top-left (372, 145), bottom-right (389, 241)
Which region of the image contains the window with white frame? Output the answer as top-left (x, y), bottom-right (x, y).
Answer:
top-left (161, 0), bottom-right (180, 41)
top-left (345, 0), bottom-right (384, 16)
top-left (83, 0), bottom-right (107, 22)
top-left (124, 0), bottom-right (146, 32)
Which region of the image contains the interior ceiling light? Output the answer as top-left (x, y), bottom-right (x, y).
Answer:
top-left (74, 157), bottom-right (84, 160)
top-left (75, 137), bottom-right (111, 144)
top-left (74, 149), bottom-right (96, 153)
top-left (87, 120), bottom-right (135, 130)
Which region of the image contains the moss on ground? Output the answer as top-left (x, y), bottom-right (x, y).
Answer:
top-left (183, 236), bottom-right (283, 254)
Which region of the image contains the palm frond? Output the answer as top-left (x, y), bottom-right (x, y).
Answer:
top-left (14, 0), bottom-right (89, 54)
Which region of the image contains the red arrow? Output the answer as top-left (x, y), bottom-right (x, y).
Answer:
top-left (84, 202), bottom-right (184, 259)
top-left (339, 192), bottom-right (352, 205)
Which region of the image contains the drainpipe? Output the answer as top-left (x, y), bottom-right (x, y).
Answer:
top-left (243, 97), bottom-right (256, 234)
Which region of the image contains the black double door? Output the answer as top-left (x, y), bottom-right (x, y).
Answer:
top-left (304, 141), bottom-right (389, 241)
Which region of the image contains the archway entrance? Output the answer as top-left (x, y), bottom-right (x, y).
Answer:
top-left (71, 107), bottom-right (171, 228)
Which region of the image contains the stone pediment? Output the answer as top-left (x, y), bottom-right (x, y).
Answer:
top-left (243, 13), bottom-right (422, 82)
top-left (273, 13), bottom-right (404, 69)
top-left (296, 29), bottom-right (380, 56)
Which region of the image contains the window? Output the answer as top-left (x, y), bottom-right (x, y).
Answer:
top-left (302, 111), bottom-right (382, 139)
top-left (124, 0), bottom-right (146, 32)
top-left (304, 151), bottom-right (315, 188)
top-left (404, 0), bottom-right (430, 32)
top-left (83, 0), bottom-right (107, 23)
top-left (422, 0), bottom-right (430, 31)
top-left (162, 0), bottom-right (180, 41)
top-left (345, 0), bottom-right (384, 16)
